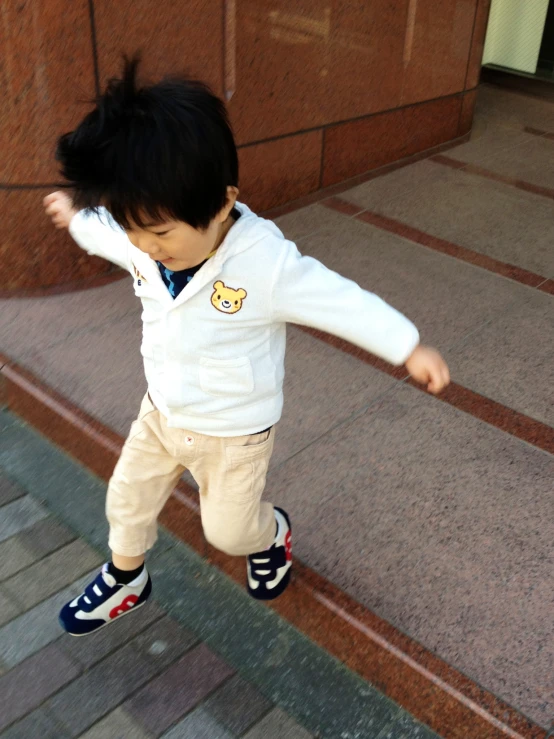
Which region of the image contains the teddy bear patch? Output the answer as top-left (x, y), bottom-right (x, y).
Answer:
top-left (211, 280), bottom-right (247, 314)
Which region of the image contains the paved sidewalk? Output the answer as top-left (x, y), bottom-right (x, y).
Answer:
top-left (0, 470), bottom-right (312, 739)
top-left (0, 410), bottom-right (436, 739)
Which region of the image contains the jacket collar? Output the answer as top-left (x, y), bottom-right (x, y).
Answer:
top-left (129, 202), bottom-right (282, 309)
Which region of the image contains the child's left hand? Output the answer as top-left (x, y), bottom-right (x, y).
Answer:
top-left (405, 345), bottom-right (450, 394)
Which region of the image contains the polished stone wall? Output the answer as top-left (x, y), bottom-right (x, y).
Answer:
top-left (1, 0), bottom-right (491, 291)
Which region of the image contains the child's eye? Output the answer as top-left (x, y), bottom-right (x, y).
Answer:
top-left (153, 230), bottom-right (169, 236)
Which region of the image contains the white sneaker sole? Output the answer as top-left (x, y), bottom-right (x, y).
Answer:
top-left (65, 598), bottom-right (148, 637)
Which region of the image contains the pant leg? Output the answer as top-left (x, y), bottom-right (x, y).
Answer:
top-left (107, 394), bottom-right (185, 557)
top-left (188, 428), bottom-right (276, 556)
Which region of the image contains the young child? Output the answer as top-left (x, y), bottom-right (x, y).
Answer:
top-left (44, 58), bottom-right (450, 636)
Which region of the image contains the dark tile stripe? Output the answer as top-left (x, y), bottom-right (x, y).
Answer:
top-left (296, 326), bottom-right (554, 455)
top-left (523, 126), bottom-right (554, 141)
top-left (297, 325), bottom-right (408, 378)
top-left (408, 377), bottom-right (554, 454)
top-left (524, 127), bottom-right (546, 137)
top-left (322, 197), bottom-right (548, 289)
top-left (431, 154), bottom-right (466, 169)
top-left (432, 154), bottom-right (554, 202)
top-left (319, 196), bottom-right (364, 217)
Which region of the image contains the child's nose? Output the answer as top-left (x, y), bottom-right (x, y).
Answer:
top-left (145, 243), bottom-right (162, 256)
top-left (134, 236), bottom-right (161, 257)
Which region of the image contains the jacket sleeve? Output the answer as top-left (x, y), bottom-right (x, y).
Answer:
top-left (270, 241), bottom-right (420, 366)
top-left (68, 208), bottom-right (132, 272)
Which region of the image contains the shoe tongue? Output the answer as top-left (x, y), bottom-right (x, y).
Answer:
top-left (101, 563), bottom-right (116, 587)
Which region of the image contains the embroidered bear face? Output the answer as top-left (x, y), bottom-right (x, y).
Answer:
top-left (211, 280), bottom-right (247, 314)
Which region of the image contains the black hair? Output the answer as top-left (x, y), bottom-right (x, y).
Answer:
top-left (56, 55), bottom-right (239, 230)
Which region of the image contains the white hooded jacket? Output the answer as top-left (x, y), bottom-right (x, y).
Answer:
top-left (69, 202), bottom-right (419, 436)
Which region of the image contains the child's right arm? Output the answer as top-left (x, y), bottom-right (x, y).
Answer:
top-left (43, 192), bottom-right (132, 272)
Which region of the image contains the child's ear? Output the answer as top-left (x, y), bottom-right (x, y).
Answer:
top-left (214, 281), bottom-right (224, 290)
top-left (217, 187), bottom-right (239, 222)
top-left (237, 288), bottom-right (247, 299)
top-left (226, 186), bottom-right (239, 209)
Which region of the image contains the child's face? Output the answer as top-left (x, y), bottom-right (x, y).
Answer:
top-left (124, 188), bottom-right (238, 271)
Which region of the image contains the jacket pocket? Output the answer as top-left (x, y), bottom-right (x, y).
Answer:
top-left (225, 426), bottom-right (274, 462)
top-left (199, 356), bottom-right (254, 397)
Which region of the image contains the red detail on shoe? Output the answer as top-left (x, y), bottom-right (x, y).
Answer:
top-left (285, 530), bottom-right (292, 562)
top-left (109, 594), bottom-right (139, 619)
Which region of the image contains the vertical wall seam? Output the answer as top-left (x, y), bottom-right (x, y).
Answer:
top-left (319, 128), bottom-right (326, 189)
top-left (463, 0), bottom-right (481, 91)
top-left (87, 0), bottom-right (101, 96)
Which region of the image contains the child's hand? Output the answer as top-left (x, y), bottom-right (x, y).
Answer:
top-left (405, 345), bottom-right (450, 394)
top-left (43, 191), bottom-right (78, 229)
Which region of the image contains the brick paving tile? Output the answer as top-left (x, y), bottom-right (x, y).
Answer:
top-left (46, 617), bottom-right (198, 737)
top-left (0, 585), bottom-right (22, 628)
top-left (0, 476), bottom-right (25, 506)
top-left (77, 707), bottom-right (153, 739)
top-left (0, 518), bottom-right (76, 581)
top-left (19, 517), bottom-right (76, 560)
top-left (125, 643), bottom-right (235, 736)
top-left (0, 536), bottom-right (38, 581)
top-left (3, 539), bottom-right (103, 610)
top-left (0, 497), bottom-right (49, 543)
top-left (202, 673), bottom-right (273, 735)
top-left (242, 707), bottom-right (314, 739)
top-left (44, 642), bottom-right (157, 737)
top-left (161, 707), bottom-right (234, 739)
top-left (0, 708), bottom-right (70, 739)
top-left (0, 642), bottom-right (81, 732)
top-left (130, 615), bottom-right (199, 669)
top-left (0, 571), bottom-right (96, 668)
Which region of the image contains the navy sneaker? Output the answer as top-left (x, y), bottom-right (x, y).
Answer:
top-left (59, 563), bottom-right (152, 636)
top-left (247, 507), bottom-right (292, 600)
